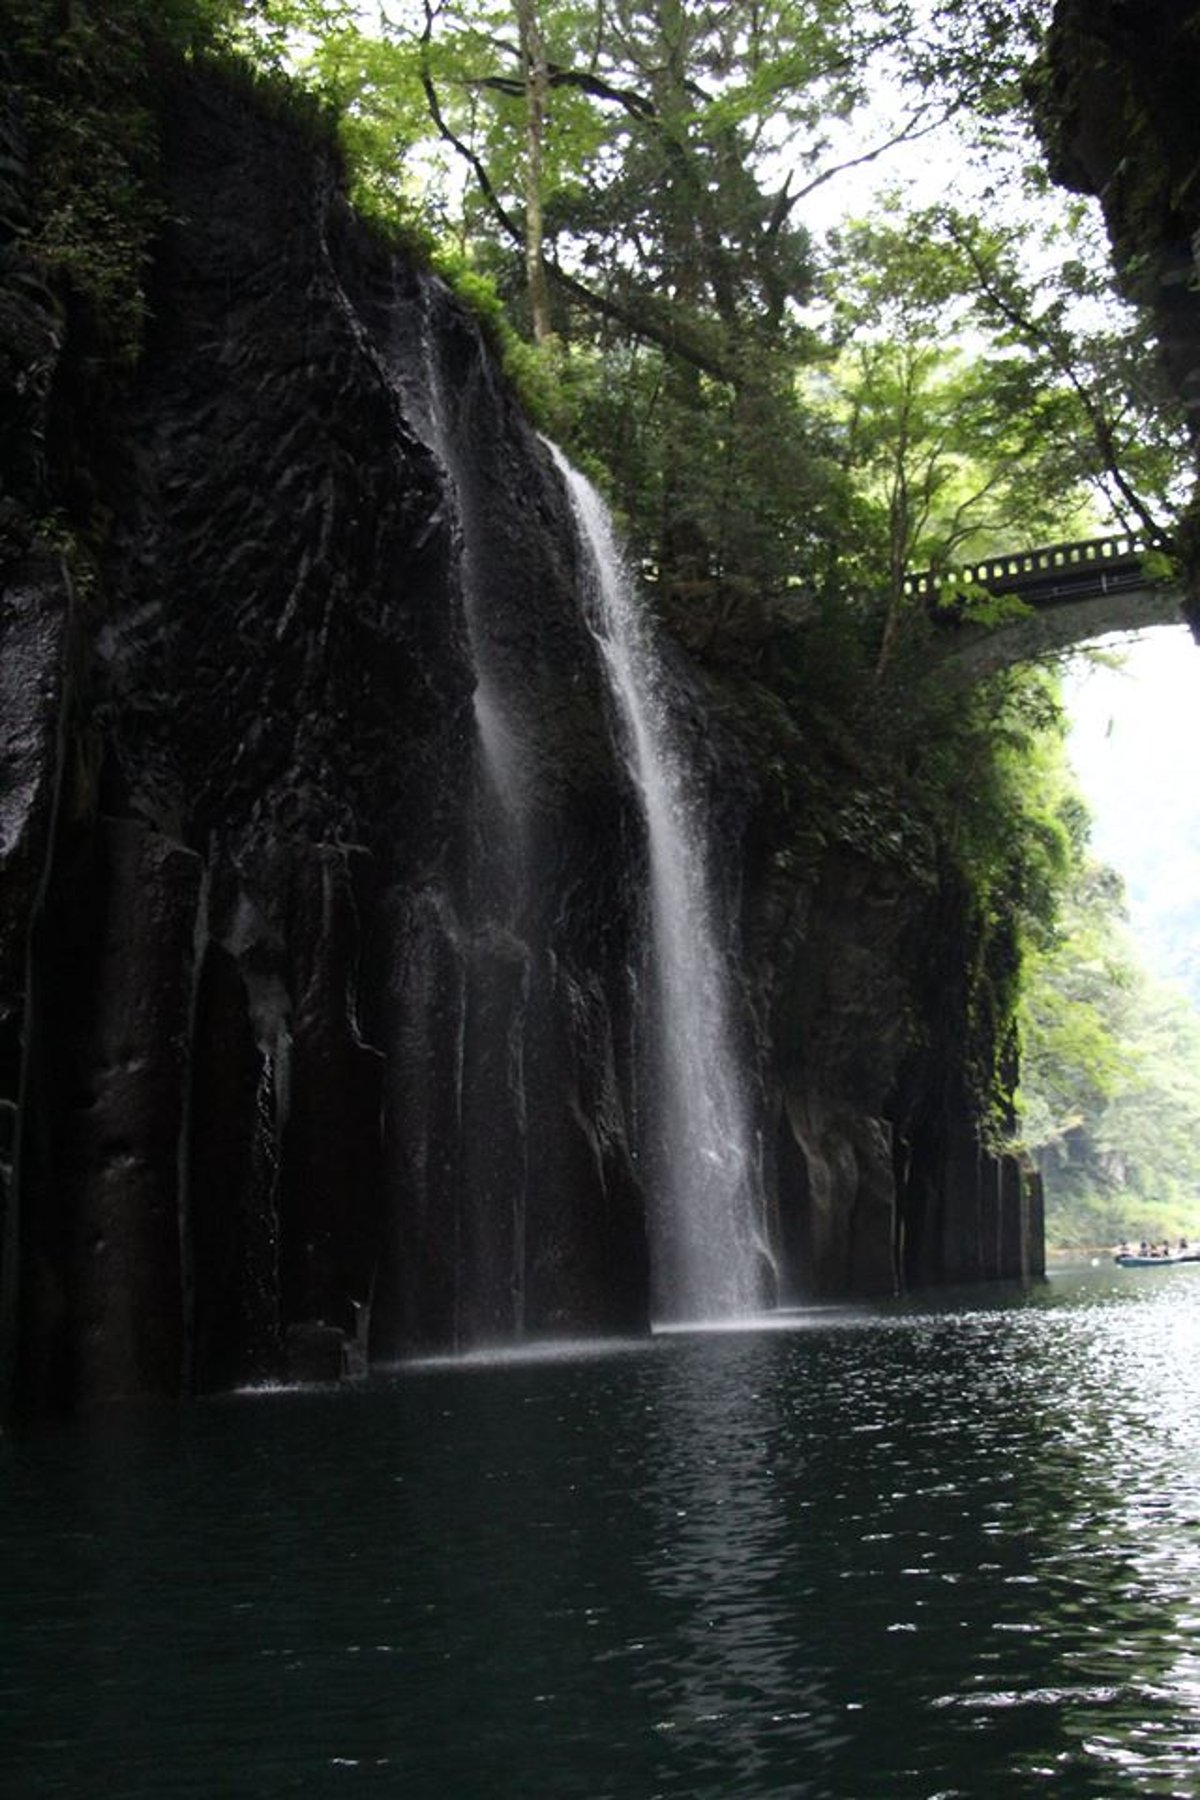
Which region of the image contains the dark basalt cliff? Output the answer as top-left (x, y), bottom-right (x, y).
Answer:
top-left (0, 57), bottom-right (1039, 1415)
top-left (1039, 0), bottom-right (1200, 610)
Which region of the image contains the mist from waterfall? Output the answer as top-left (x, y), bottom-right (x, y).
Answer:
top-left (547, 443), bottom-right (770, 1322)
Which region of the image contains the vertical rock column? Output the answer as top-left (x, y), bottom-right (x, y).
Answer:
top-left (21, 820), bottom-right (202, 1409)
top-left (0, 552), bottom-right (71, 1413)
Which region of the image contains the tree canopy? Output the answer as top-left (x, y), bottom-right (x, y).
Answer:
top-left (1019, 851), bottom-right (1200, 1248)
top-left (208, 1), bottom-right (1186, 640)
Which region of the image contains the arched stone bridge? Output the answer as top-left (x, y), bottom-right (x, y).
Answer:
top-left (907, 532), bottom-right (1187, 676)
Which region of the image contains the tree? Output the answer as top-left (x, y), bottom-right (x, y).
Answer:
top-left (799, 191), bottom-right (1190, 691)
top-left (236, 3), bottom-right (1187, 649)
top-left (514, 0), bottom-right (552, 342)
top-left (1019, 853), bottom-right (1200, 1247)
top-left (397, 1), bottom-right (925, 359)
top-left (316, 1), bottom-right (1001, 637)
top-left (6, 0), bottom-right (251, 363)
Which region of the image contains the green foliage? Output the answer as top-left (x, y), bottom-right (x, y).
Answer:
top-left (9, 2), bottom-right (154, 362)
top-left (426, 253), bottom-right (570, 427)
top-left (1017, 853), bottom-right (1200, 1248)
top-left (236, 10), bottom-right (435, 228)
top-left (934, 582), bottom-right (1035, 631)
top-left (814, 198), bottom-right (1186, 682)
top-left (1018, 859), bottom-right (1133, 1127)
top-left (245, 3), bottom-right (944, 639)
top-left (1140, 545), bottom-right (1181, 586)
top-left (207, 1), bottom-right (1189, 659)
top-left (5, 0), bottom-right (247, 364)
top-left (847, 665), bottom-right (1084, 1127)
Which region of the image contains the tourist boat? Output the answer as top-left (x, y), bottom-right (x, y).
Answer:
top-left (1114, 1251), bottom-right (1200, 1268)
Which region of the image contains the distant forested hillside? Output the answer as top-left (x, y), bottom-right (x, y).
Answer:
top-left (1019, 841), bottom-right (1200, 1249)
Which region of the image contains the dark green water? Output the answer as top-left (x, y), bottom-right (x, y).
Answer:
top-left (3, 1263), bottom-right (1200, 1799)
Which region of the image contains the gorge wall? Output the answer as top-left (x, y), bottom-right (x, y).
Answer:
top-left (1039, 0), bottom-right (1200, 613)
top-left (0, 53), bottom-right (1040, 1415)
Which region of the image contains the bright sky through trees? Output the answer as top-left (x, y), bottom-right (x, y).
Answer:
top-left (1067, 628), bottom-right (1200, 1007)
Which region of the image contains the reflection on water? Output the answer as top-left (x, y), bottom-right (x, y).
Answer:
top-left (2, 1263), bottom-right (1200, 1797)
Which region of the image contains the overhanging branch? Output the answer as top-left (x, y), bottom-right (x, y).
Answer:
top-left (948, 220), bottom-right (1168, 542)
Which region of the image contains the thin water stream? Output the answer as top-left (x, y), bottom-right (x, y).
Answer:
top-left (389, 367), bottom-right (770, 1333)
top-left (548, 447), bottom-right (769, 1322)
top-left (4, 1263), bottom-right (1200, 1797)
top-left (412, 287), bottom-right (529, 854)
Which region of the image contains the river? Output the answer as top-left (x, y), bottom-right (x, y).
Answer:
top-left (3, 1262), bottom-right (1199, 1798)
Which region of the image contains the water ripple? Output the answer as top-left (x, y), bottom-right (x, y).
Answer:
top-left (2, 1264), bottom-right (1200, 1796)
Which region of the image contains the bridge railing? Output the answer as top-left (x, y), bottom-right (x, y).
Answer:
top-left (904, 531), bottom-right (1160, 602)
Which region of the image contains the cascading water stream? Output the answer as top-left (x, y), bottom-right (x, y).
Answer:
top-left (399, 282), bottom-right (534, 1340)
top-left (547, 444), bottom-right (771, 1323)
top-left (409, 287), bottom-right (528, 861)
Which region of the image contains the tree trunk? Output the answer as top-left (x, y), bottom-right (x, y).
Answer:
top-left (517, 0), bottom-right (553, 344)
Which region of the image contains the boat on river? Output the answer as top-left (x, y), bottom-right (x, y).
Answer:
top-left (1114, 1251), bottom-right (1200, 1268)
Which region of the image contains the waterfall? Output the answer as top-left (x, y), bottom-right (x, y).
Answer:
top-left (547, 444), bottom-right (771, 1323)
top-left (393, 283), bottom-right (534, 1344)
top-left (409, 286), bottom-right (528, 868)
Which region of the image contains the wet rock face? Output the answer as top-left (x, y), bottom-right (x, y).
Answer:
top-left (763, 851), bottom-right (913, 1299)
top-left (1, 53), bottom-right (1038, 1414)
top-left (99, 86), bottom-right (469, 862)
top-left (1, 62), bottom-right (650, 1413)
top-left (751, 847), bottom-right (1041, 1302)
top-left (25, 819), bottom-right (202, 1405)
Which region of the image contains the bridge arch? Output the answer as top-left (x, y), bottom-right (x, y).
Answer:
top-left (910, 534), bottom-right (1187, 677)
